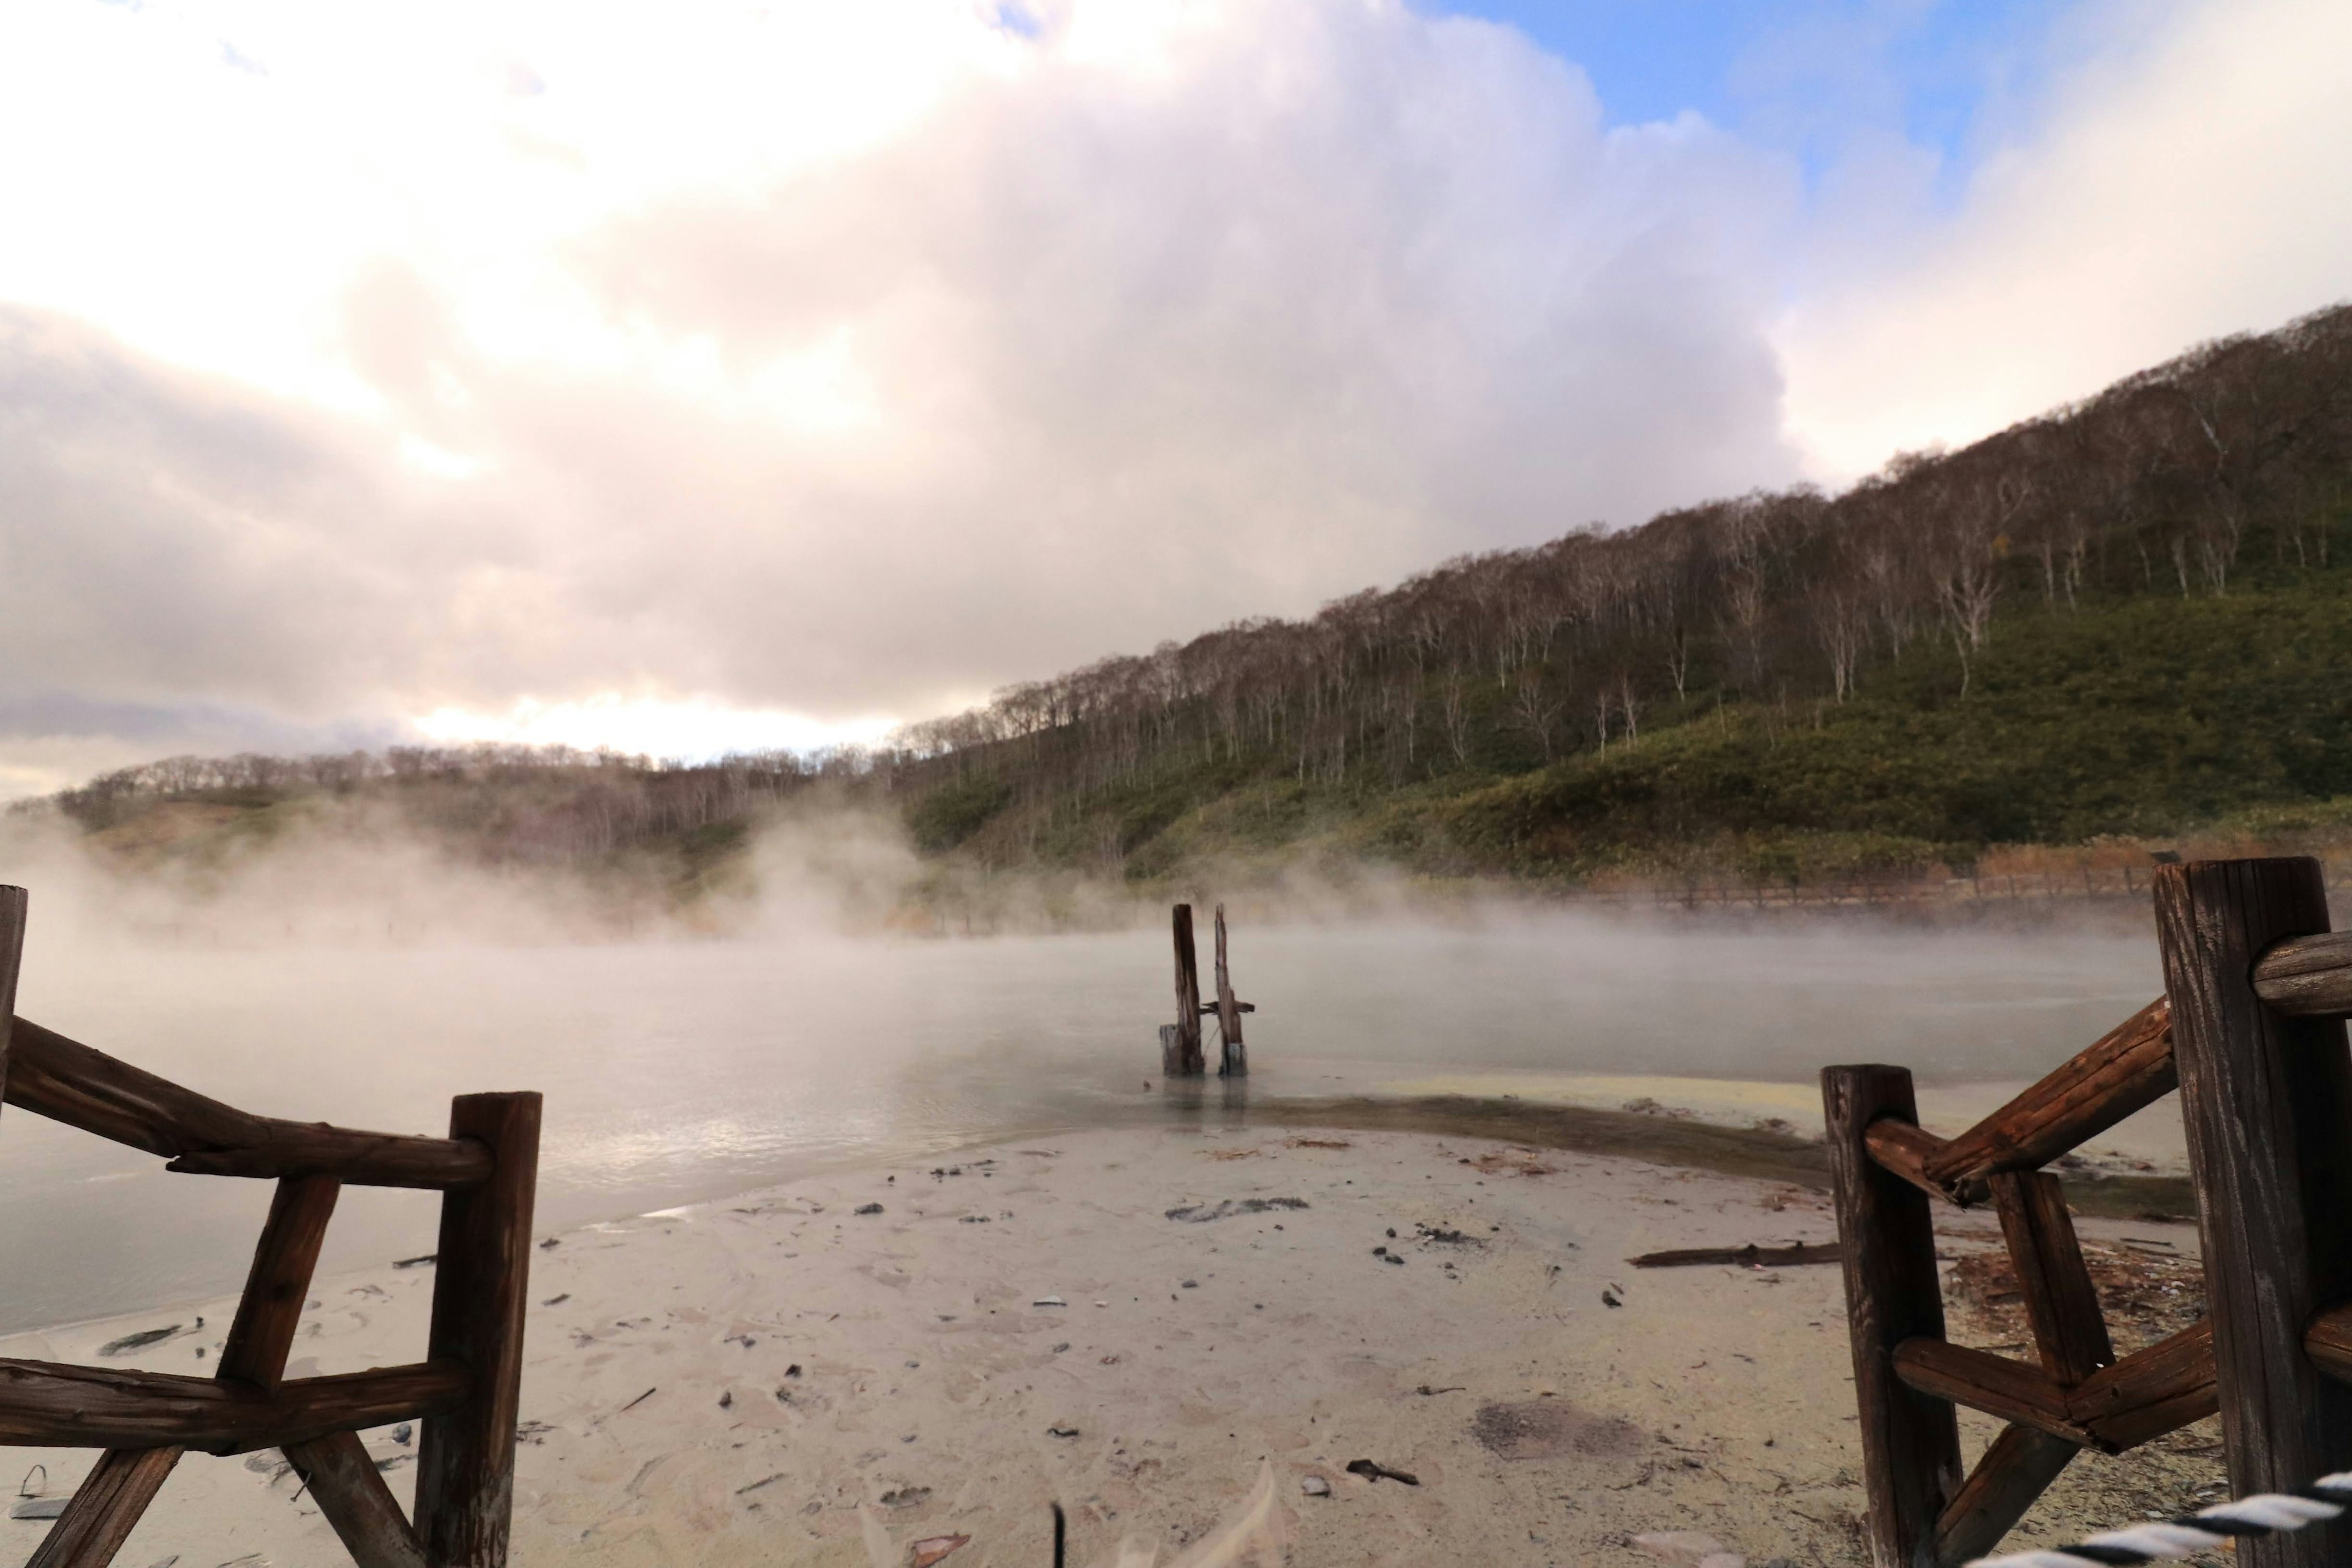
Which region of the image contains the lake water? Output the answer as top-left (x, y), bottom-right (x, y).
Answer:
top-left (0, 911), bottom-right (2164, 1330)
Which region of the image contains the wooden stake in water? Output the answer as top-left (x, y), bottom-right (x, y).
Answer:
top-left (1169, 905), bottom-right (1204, 1077)
top-left (1214, 904), bottom-right (1246, 1077)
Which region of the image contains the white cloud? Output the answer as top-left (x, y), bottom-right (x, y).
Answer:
top-left (0, 0), bottom-right (1803, 783)
top-left (1776, 0), bottom-right (2352, 477)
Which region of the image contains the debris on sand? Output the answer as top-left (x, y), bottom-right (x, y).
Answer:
top-left (911, 1535), bottom-right (971, 1567)
top-left (9, 1499), bottom-right (67, 1521)
top-left (1629, 1242), bottom-right (1839, 1270)
top-left (856, 1203), bottom-right (885, 1215)
top-left (878, 1486), bottom-right (932, 1508)
top-left (1300, 1476), bottom-right (1332, 1496)
top-left (1345, 1458), bottom-right (1419, 1485)
top-left (97, 1324), bottom-right (183, 1356)
top-left (1032, 1295), bottom-right (1068, 1308)
top-left (1164, 1197), bottom-right (1310, 1223)
top-left (1633, 1529), bottom-right (1746, 1567)
top-left (393, 1254), bottom-right (437, 1269)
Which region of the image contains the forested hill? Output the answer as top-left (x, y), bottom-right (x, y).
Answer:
top-left (891, 303), bottom-right (2352, 886)
top-left (17, 304), bottom-right (2352, 900)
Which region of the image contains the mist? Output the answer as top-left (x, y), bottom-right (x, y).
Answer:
top-left (0, 796), bottom-right (2178, 1332)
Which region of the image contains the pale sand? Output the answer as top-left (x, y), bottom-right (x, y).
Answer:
top-left (2, 1126), bottom-right (2220, 1568)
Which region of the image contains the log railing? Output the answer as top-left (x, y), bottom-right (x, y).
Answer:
top-left (0, 884), bottom-right (539, 1568)
top-left (1826, 857), bottom-right (2352, 1568)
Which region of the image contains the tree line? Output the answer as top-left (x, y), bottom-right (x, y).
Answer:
top-left (886, 303), bottom-right (2352, 866)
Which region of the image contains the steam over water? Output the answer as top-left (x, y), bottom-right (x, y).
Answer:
top-left (0, 915), bottom-right (2161, 1330)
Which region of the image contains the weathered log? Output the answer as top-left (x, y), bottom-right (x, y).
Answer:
top-left (1890, 1338), bottom-right (2095, 1447)
top-left (1921, 998), bottom-right (2174, 1200)
top-left (2068, 1318), bottom-right (2218, 1452)
top-left (1989, 1170), bottom-right (2114, 1386)
top-left (285, 1430), bottom-right (431, 1568)
top-left (0, 1357), bottom-right (467, 1453)
top-left (2157, 858), bottom-right (2352, 1567)
top-left (25, 1446), bottom-right (182, 1568)
top-left (2253, 931), bottom-right (2352, 1018)
top-left (1863, 1118), bottom-right (1988, 1205)
top-left (1169, 905), bottom-right (1204, 1077)
top-left (1929, 1424), bottom-right (2078, 1568)
top-left (0, 886), bottom-right (23, 1126)
top-left (1824, 1065), bottom-right (1962, 1568)
top-left (219, 1174), bottom-right (342, 1390)
top-left (3, 1019), bottom-right (491, 1188)
top-left (415, 1092), bottom-right (541, 1568)
top-left (1213, 903), bottom-right (1246, 1078)
top-left (1627, 1241), bottom-right (1840, 1269)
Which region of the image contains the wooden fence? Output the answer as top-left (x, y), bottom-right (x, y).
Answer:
top-left (1825, 857), bottom-right (2352, 1568)
top-left (0, 886), bottom-right (541, 1568)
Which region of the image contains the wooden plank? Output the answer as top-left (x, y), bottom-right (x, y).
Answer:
top-left (415, 1092), bottom-right (541, 1568)
top-left (2068, 1318), bottom-right (2218, 1452)
top-left (2155, 857), bottom-right (2352, 1568)
top-left (1169, 905), bottom-right (1203, 1076)
top-left (285, 1430), bottom-right (431, 1568)
top-left (1822, 1065), bottom-right (1962, 1568)
top-left (1864, 1118), bottom-right (1987, 1205)
top-left (2307, 1298), bottom-right (2352, 1387)
top-left (1929, 1424), bottom-right (2078, 1568)
top-left (2252, 930), bottom-right (2352, 1017)
top-left (1213, 903), bottom-right (1246, 1078)
top-left (2, 1019), bottom-right (491, 1188)
top-left (217, 1175), bottom-right (342, 1390)
top-left (0, 1357), bottom-right (468, 1452)
top-left (1922, 998), bottom-right (2174, 1198)
top-left (24, 1447), bottom-right (181, 1568)
top-left (1890, 1338), bottom-right (2097, 1447)
top-left (0, 885), bottom-right (24, 1125)
top-left (1989, 1170), bottom-right (2114, 1386)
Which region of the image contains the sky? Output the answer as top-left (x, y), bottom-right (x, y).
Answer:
top-left (1, 0), bottom-right (2348, 796)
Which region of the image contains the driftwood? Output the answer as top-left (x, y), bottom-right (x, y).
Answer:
top-left (4, 1019), bottom-right (490, 1189)
top-left (1627, 1241), bottom-right (1840, 1269)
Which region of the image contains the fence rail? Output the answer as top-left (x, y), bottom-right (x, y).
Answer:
top-left (1826, 857), bottom-right (2352, 1568)
top-left (0, 884), bottom-right (540, 1568)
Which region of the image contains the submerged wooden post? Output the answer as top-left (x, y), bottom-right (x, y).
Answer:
top-left (414, 1091), bottom-right (541, 1568)
top-left (2154, 858), bottom-right (2352, 1568)
top-left (0, 884), bottom-right (23, 1116)
top-left (1169, 905), bottom-right (1204, 1077)
top-left (1823, 1065), bottom-right (1961, 1568)
top-left (1213, 904), bottom-right (1245, 1077)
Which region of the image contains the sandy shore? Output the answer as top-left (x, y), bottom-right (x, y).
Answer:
top-left (3, 1123), bottom-right (2222, 1568)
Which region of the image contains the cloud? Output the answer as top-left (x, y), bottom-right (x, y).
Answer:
top-left (1, 0), bottom-right (2347, 797)
top-left (0, 0), bottom-right (1802, 793)
top-left (1776, 0), bottom-right (2352, 475)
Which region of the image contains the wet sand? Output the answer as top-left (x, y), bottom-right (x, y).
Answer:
top-left (1, 1118), bottom-right (2218, 1568)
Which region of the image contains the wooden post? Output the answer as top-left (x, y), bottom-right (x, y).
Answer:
top-left (1824, 1065), bottom-right (1962, 1568)
top-left (25, 1446), bottom-right (183, 1568)
top-left (0, 884), bottom-right (24, 1120)
top-left (2154, 858), bottom-right (2352, 1568)
top-left (1170, 905), bottom-right (1203, 1077)
top-left (413, 1092), bottom-right (541, 1568)
top-left (1213, 903), bottom-right (1245, 1077)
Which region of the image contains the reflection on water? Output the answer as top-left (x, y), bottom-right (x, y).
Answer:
top-left (0, 913), bottom-right (2160, 1330)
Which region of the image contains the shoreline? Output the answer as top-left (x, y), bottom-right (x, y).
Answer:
top-left (3, 1111), bottom-right (2213, 1567)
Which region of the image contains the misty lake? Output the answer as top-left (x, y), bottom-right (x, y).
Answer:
top-left (0, 912), bottom-right (2167, 1330)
